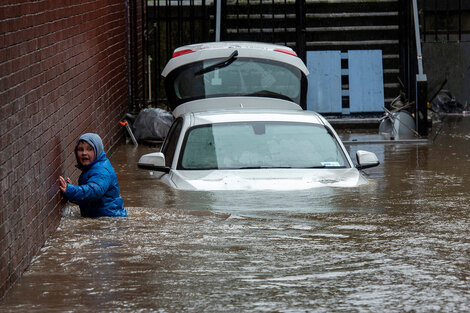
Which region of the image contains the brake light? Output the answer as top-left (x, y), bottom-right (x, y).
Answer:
top-left (172, 49), bottom-right (195, 58)
top-left (274, 48), bottom-right (297, 57)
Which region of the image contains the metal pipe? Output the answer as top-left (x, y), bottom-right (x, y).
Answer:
top-left (148, 56), bottom-right (152, 101)
top-left (412, 0), bottom-right (428, 136)
top-left (216, 0), bottom-right (221, 41)
top-left (412, 0), bottom-right (424, 75)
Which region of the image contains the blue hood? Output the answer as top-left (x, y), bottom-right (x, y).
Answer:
top-left (75, 133), bottom-right (105, 170)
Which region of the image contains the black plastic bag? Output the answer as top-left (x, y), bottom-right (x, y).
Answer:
top-left (431, 90), bottom-right (466, 113)
top-left (132, 108), bottom-right (174, 141)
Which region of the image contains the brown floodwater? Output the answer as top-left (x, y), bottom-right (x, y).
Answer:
top-left (1, 115), bottom-right (469, 312)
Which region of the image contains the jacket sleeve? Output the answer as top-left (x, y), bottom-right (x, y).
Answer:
top-left (64, 171), bottom-right (111, 203)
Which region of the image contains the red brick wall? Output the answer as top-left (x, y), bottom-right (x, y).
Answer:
top-left (0, 0), bottom-right (130, 297)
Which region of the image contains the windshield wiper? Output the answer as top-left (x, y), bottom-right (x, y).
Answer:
top-left (195, 50), bottom-right (238, 76)
top-left (246, 90), bottom-right (293, 102)
top-left (305, 165), bottom-right (347, 169)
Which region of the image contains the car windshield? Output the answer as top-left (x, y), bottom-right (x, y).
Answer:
top-left (179, 122), bottom-right (349, 170)
top-left (171, 57), bottom-right (303, 104)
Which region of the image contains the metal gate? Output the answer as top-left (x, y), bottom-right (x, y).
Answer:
top-left (128, 0), bottom-right (441, 135)
top-left (142, 0), bottom-right (214, 110)
top-left (129, 0), bottom-right (305, 112)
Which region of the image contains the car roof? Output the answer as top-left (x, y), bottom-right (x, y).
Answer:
top-left (172, 97), bottom-right (303, 118)
top-left (162, 41), bottom-right (309, 77)
top-left (174, 98), bottom-right (329, 127)
top-left (190, 110), bottom-right (327, 126)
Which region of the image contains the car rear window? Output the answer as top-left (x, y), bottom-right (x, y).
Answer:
top-left (169, 58), bottom-right (303, 106)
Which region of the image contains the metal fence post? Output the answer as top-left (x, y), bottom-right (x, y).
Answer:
top-left (412, 0), bottom-right (428, 136)
top-left (416, 75), bottom-right (428, 136)
top-left (215, 0), bottom-right (227, 41)
top-left (215, 0), bottom-right (221, 41)
top-left (295, 0), bottom-right (306, 62)
top-left (398, 0), bottom-right (410, 97)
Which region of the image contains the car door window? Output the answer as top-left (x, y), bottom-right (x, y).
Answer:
top-left (161, 117), bottom-right (183, 167)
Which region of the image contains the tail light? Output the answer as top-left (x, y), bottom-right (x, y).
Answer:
top-left (274, 48), bottom-right (297, 57)
top-left (172, 49), bottom-right (195, 58)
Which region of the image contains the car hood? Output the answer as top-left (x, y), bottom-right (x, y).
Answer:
top-left (166, 168), bottom-right (368, 191)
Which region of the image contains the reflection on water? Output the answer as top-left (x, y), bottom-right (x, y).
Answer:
top-left (1, 116), bottom-right (469, 312)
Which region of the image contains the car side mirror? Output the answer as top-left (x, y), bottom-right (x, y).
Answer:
top-left (355, 150), bottom-right (380, 169)
top-left (138, 152), bottom-right (170, 173)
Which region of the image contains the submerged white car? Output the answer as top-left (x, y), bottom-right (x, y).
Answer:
top-left (138, 42), bottom-right (379, 190)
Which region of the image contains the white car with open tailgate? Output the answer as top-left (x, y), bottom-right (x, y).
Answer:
top-left (138, 42), bottom-right (379, 190)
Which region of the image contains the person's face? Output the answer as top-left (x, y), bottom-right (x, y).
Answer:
top-left (77, 141), bottom-right (95, 166)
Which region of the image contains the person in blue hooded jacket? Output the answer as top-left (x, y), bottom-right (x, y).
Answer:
top-left (59, 133), bottom-right (127, 218)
